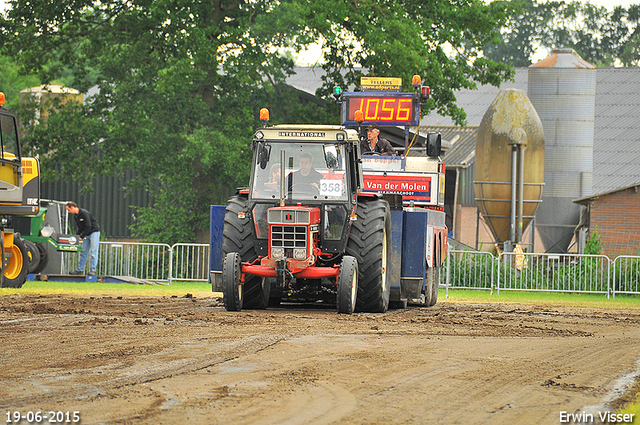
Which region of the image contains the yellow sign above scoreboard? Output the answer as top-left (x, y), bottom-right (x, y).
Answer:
top-left (361, 77), bottom-right (402, 92)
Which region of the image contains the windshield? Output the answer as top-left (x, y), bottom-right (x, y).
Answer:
top-left (251, 141), bottom-right (348, 202)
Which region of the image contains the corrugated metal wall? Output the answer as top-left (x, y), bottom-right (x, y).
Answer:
top-left (41, 170), bottom-right (153, 238)
top-left (458, 163), bottom-right (476, 207)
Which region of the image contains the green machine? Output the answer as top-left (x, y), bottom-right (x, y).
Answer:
top-left (12, 200), bottom-right (82, 275)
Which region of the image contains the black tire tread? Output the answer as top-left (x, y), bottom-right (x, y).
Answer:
top-left (222, 195), bottom-right (268, 309)
top-left (337, 255), bottom-right (358, 314)
top-left (1, 236), bottom-right (29, 288)
top-left (23, 239), bottom-right (40, 274)
top-left (346, 198), bottom-right (391, 313)
top-left (222, 252), bottom-right (242, 311)
top-left (33, 243), bottom-right (49, 274)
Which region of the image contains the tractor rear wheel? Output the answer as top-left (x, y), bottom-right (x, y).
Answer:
top-left (337, 255), bottom-right (358, 314)
top-left (430, 266), bottom-right (440, 306)
top-left (222, 195), bottom-right (268, 309)
top-left (1, 236), bottom-right (29, 288)
top-left (346, 198), bottom-right (391, 313)
top-left (222, 252), bottom-right (243, 311)
top-left (424, 267), bottom-right (436, 306)
top-left (244, 277), bottom-right (270, 310)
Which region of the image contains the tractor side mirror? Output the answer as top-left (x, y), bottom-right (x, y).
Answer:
top-left (256, 142), bottom-right (271, 169)
top-left (426, 132), bottom-right (442, 158)
top-left (324, 145), bottom-right (339, 169)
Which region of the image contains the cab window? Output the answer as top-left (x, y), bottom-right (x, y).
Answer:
top-left (0, 114), bottom-right (19, 160)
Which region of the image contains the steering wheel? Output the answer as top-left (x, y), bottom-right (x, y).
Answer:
top-left (291, 183), bottom-right (320, 196)
top-left (362, 151), bottom-right (381, 156)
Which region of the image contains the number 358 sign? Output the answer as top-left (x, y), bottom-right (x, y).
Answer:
top-left (320, 180), bottom-right (343, 197)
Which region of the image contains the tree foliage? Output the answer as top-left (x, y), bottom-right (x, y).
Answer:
top-left (485, 0), bottom-right (640, 67)
top-left (0, 0), bottom-right (514, 242)
top-left (0, 55), bottom-right (40, 110)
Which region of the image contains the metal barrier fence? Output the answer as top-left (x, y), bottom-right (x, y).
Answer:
top-left (445, 248), bottom-right (640, 298)
top-left (612, 256), bottom-right (640, 296)
top-left (170, 243), bottom-right (210, 282)
top-left (56, 241), bottom-right (640, 296)
top-left (60, 242), bottom-right (209, 284)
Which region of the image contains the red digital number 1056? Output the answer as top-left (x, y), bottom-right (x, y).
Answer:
top-left (348, 97), bottom-right (413, 122)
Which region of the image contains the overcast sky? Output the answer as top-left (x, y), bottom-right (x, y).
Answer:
top-left (587, 0), bottom-right (638, 6)
top-left (0, 0), bottom-right (638, 11)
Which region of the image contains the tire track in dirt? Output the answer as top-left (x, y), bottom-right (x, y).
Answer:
top-left (2, 294), bottom-right (640, 424)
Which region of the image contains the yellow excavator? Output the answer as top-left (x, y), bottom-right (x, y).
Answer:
top-left (0, 92), bottom-right (40, 287)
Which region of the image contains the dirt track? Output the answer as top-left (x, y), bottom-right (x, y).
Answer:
top-left (1, 294), bottom-right (640, 425)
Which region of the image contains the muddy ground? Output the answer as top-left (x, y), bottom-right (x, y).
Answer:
top-left (1, 294), bottom-right (640, 424)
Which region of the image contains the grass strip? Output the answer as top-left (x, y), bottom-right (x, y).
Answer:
top-left (441, 288), bottom-right (640, 309)
top-left (0, 280), bottom-right (218, 298)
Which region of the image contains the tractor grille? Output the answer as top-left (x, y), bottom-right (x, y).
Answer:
top-left (268, 209), bottom-right (310, 224)
top-left (271, 225), bottom-right (307, 251)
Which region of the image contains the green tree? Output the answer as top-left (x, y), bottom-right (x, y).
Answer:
top-left (0, 0), bottom-right (514, 243)
top-left (485, 0), bottom-right (640, 67)
top-left (0, 55), bottom-right (40, 110)
top-left (483, 0), bottom-right (563, 67)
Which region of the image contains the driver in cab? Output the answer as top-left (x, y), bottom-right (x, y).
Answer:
top-left (288, 152), bottom-right (323, 192)
top-left (360, 123), bottom-right (395, 156)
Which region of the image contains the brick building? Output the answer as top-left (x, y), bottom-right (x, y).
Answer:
top-left (575, 183), bottom-right (640, 258)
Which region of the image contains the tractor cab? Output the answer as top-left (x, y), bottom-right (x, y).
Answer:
top-left (247, 125), bottom-right (362, 257)
top-left (0, 93), bottom-right (25, 205)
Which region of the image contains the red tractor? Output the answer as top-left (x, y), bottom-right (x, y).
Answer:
top-left (213, 76), bottom-right (447, 313)
top-left (220, 121), bottom-right (391, 314)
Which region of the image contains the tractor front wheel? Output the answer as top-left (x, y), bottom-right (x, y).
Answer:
top-left (337, 255), bottom-right (358, 314)
top-left (23, 239), bottom-right (41, 274)
top-left (32, 243), bottom-right (49, 274)
top-left (1, 236), bottom-right (29, 288)
top-left (222, 252), bottom-right (243, 311)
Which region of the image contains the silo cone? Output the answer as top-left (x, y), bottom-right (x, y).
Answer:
top-left (474, 89), bottom-right (545, 245)
top-left (528, 49), bottom-right (596, 253)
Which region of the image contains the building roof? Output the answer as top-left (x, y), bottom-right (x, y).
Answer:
top-left (434, 126), bottom-right (478, 168)
top-left (420, 67), bottom-right (640, 195)
top-left (287, 66), bottom-right (640, 196)
top-left (574, 181), bottom-right (640, 205)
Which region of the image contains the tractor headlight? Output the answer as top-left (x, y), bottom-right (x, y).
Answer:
top-left (41, 225), bottom-right (55, 238)
top-left (271, 247), bottom-right (285, 259)
top-left (293, 248), bottom-right (307, 260)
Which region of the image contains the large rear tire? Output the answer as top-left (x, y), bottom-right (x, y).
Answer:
top-left (244, 277), bottom-right (271, 310)
top-left (1, 236), bottom-right (29, 288)
top-left (346, 198), bottom-right (391, 313)
top-left (222, 252), bottom-right (243, 311)
top-left (222, 195), bottom-right (267, 309)
top-left (337, 255), bottom-right (358, 314)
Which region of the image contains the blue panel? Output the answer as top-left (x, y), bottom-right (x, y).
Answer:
top-left (388, 209), bottom-right (403, 301)
top-left (401, 209), bottom-right (428, 283)
top-left (209, 205), bottom-right (226, 277)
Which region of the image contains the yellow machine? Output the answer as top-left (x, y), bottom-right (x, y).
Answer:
top-left (0, 92), bottom-right (40, 288)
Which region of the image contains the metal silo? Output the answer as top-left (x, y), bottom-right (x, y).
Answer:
top-left (528, 49), bottom-right (596, 253)
top-left (474, 89), bottom-right (545, 247)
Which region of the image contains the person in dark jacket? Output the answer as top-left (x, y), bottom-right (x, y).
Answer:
top-left (360, 123), bottom-right (395, 156)
top-left (65, 201), bottom-right (101, 276)
top-left (287, 152), bottom-right (323, 194)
